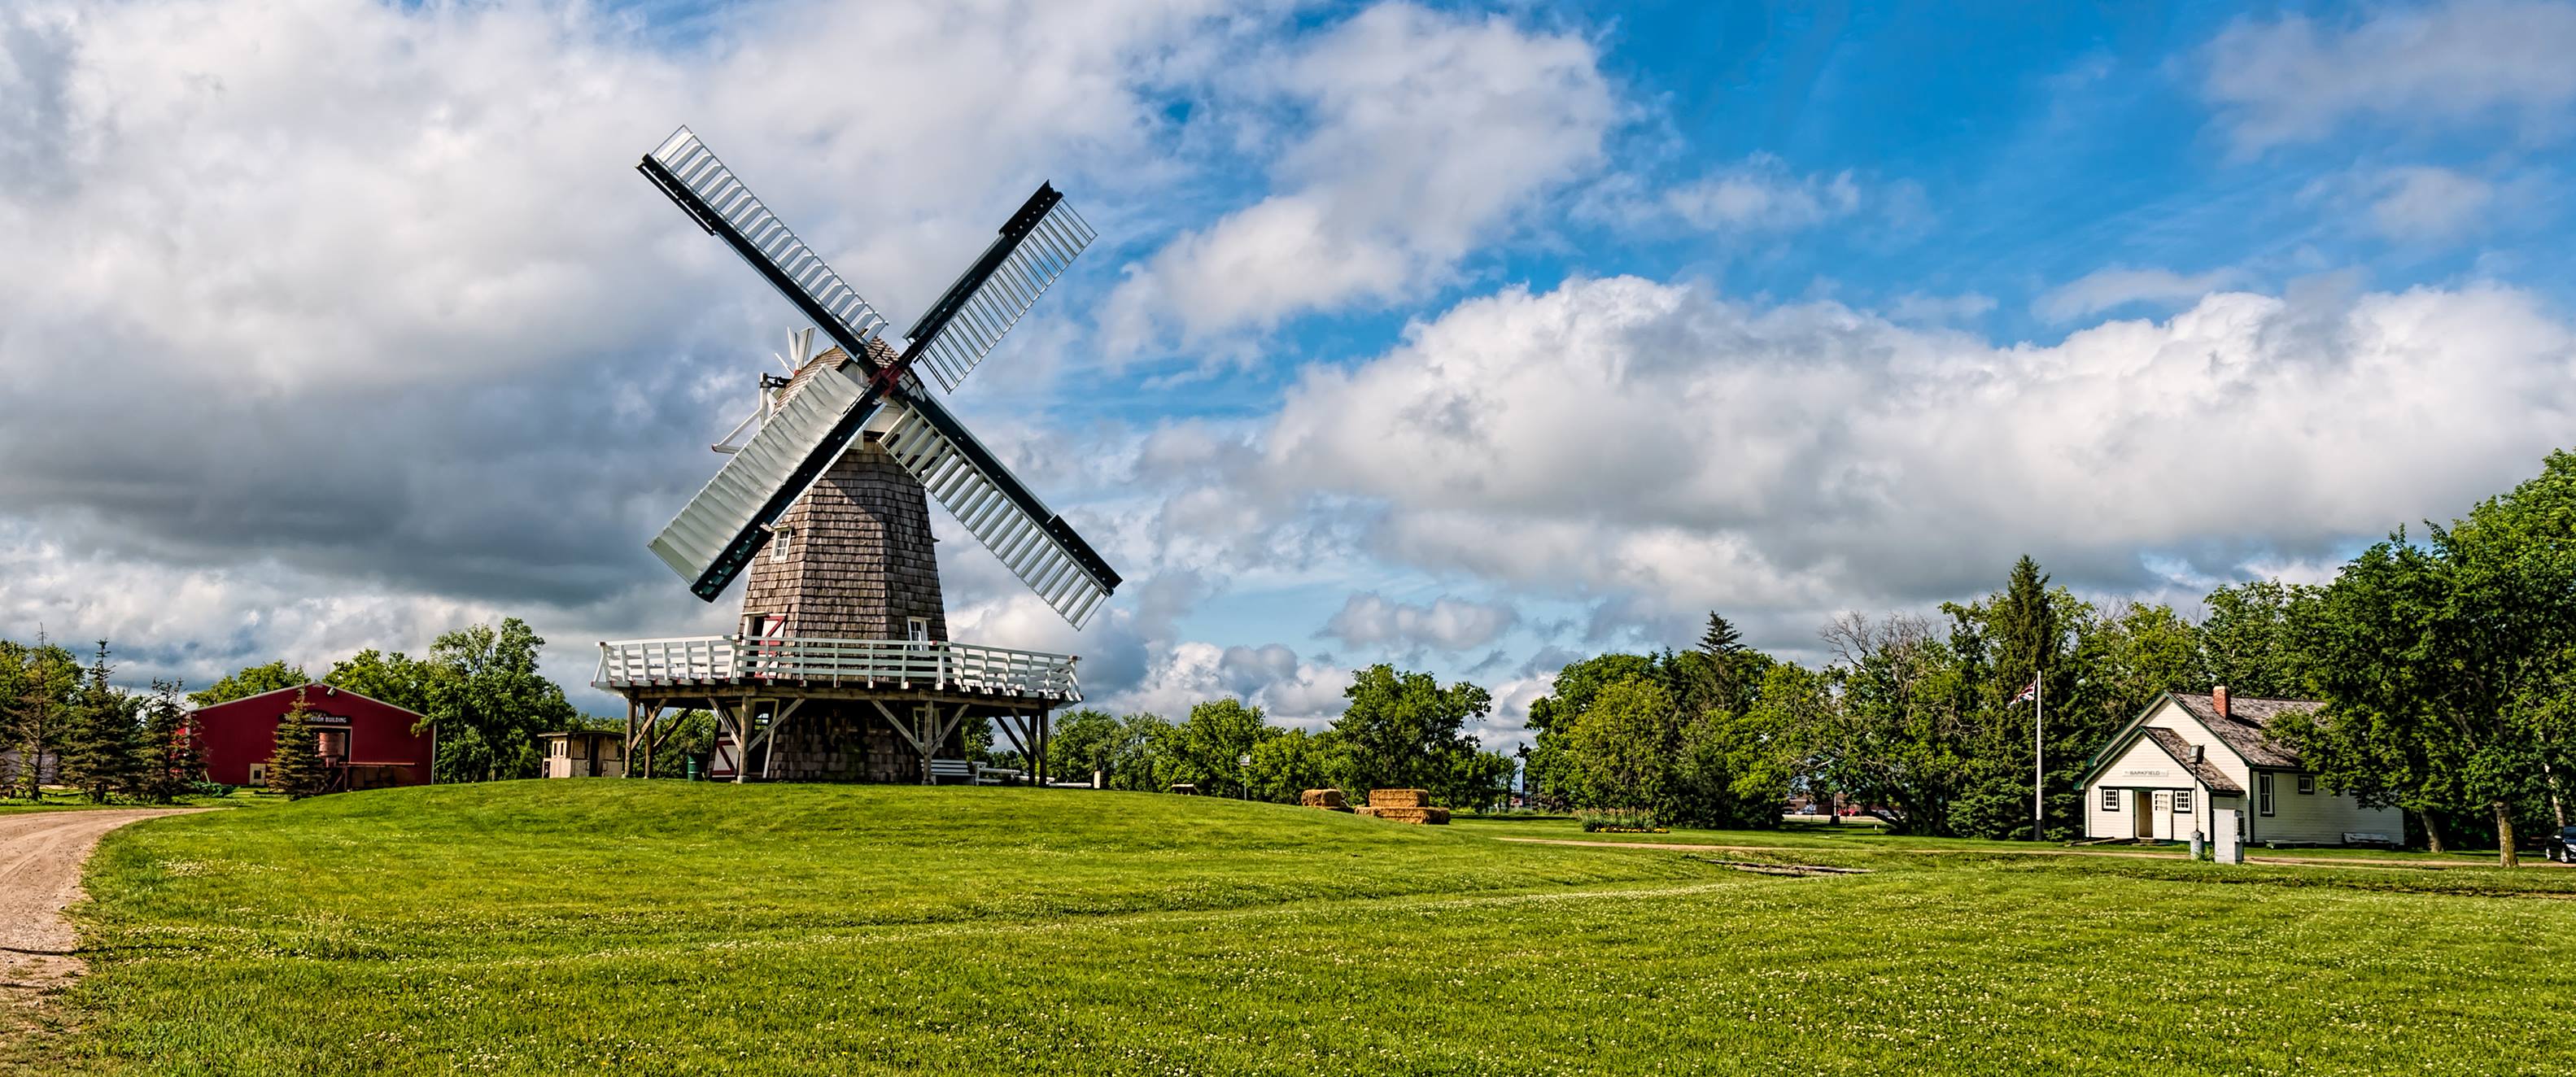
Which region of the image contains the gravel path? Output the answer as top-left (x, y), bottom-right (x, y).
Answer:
top-left (0, 809), bottom-right (206, 1021)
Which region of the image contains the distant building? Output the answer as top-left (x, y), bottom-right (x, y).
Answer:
top-left (2075, 688), bottom-right (2400, 846)
top-left (537, 730), bottom-right (627, 778)
top-left (194, 684), bottom-right (434, 792)
top-left (0, 748), bottom-right (59, 788)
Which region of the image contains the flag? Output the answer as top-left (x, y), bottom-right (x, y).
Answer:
top-left (2011, 677), bottom-right (2039, 705)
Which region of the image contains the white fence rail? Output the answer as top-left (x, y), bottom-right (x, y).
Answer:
top-left (594, 635), bottom-right (1081, 701)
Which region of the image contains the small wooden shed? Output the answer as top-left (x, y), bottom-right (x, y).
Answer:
top-left (537, 730), bottom-right (627, 778)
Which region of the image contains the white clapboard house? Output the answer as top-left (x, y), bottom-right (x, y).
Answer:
top-left (2076, 688), bottom-right (2401, 846)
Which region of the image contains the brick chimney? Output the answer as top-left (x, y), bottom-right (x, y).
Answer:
top-left (2212, 685), bottom-right (2231, 719)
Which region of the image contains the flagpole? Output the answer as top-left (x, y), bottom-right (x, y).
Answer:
top-left (2032, 669), bottom-right (2045, 842)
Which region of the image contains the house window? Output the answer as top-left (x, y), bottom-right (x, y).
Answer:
top-left (908, 617), bottom-right (931, 644)
top-left (2296, 774), bottom-right (2316, 795)
top-left (2174, 789), bottom-right (2194, 813)
top-left (2259, 773), bottom-right (2276, 817)
top-left (2100, 787), bottom-right (2120, 812)
top-left (772, 526), bottom-right (793, 561)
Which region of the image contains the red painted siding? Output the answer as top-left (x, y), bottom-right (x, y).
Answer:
top-left (193, 684), bottom-right (434, 788)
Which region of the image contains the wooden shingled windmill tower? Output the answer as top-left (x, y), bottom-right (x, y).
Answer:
top-left (594, 128), bottom-right (1120, 784)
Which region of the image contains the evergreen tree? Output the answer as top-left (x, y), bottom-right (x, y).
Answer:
top-left (1942, 556), bottom-right (2089, 839)
top-left (267, 690), bottom-right (326, 799)
top-left (135, 678), bottom-right (200, 803)
top-left (59, 641), bottom-right (142, 804)
top-left (5, 631), bottom-right (80, 799)
top-left (1699, 613), bottom-right (1744, 659)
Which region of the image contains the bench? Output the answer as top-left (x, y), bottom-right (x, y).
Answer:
top-left (975, 766), bottom-right (1023, 786)
top-left (2342, 831), bottom-right (2398, 847)
top-left (928, 758), bottom-right (975, 783)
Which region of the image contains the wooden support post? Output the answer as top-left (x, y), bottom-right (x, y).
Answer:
top-left (623, 699), bottom-right (636, 778)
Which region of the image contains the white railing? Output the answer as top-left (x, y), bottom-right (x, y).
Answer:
top-left (592, 635), bottom-right (1081, 701)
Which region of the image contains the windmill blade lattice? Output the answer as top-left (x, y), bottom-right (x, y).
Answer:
top-left (900, 184), bottom-right (1098, 393)
top-left (649, 360), bottom-right (882, 600)
top-left (640, 128), bottom-right (892, 360)
top-left (877, 400), bottom-right (1120, 628)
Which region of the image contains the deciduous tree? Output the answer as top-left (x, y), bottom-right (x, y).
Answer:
top-left (190, 661), bottom-right (307, 706)
top-left (421, 618), bottom-right (576, 783)
top-left (1332, 665), bottom-right (1492, 806)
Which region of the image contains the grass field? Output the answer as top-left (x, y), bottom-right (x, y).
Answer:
top-left (44, 782), bottom-right (2576, 1075)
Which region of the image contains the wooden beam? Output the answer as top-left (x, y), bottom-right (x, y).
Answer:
top-left (758, 698), bottom-right (807, 780)
top-left (995, 712), bottom-right (1031, 770)
top-left (870, 699), bottom-right (929, 756)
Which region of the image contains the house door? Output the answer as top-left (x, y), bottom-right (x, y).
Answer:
top-left (2133, 791), bottom-right (2154, 839)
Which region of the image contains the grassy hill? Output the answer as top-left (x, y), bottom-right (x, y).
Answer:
top-left (50, 782), bottom-right (2576, 1075)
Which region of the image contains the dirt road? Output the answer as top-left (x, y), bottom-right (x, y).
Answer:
top-left (1, 809), bottom-right (205, 1019)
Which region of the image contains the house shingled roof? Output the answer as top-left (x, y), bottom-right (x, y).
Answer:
top-left (2167, 692), bottom-right (2315, 770)
top-left (2140, 727), bottom-right (2246, 796)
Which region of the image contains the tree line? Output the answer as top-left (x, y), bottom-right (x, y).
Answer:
top-left (1, 635), bottom-right (199, 803)
top-left (1036, 665), bottom-right (1517, 808)
top-left (1523, 451), bottom-right (2576, 863)
top-left (2, 617), bottom-right (580, 801)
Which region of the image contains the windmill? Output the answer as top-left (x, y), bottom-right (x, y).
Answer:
top-left (594, 127), bottom-right (1118, 786)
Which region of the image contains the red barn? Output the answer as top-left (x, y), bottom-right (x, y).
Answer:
top-left (194, 683), bottom-right (434, 791)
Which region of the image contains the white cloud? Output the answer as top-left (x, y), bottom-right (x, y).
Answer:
top-left (1886, 291), bottom-right (1998, 324)
top-left (2205, 0), bottom-right (2576, 150)
top-left (0, 0), bottom-right (1270, 700)
top-left (1112, 640), bottom-right (1349, 726)
top-left (2032, 266), bottom-right (2238, 322)
top-left (1321, 591), bottom-right (1519, 652)
top-left (2364, 165), bottom-right (2499, 242)
top-left (1226, 274), bottom-right (2576, 643)
top-left (1661, 154), bottom-right (1862, 232)
top-left (1104, 2), bottom-right (1616, 348)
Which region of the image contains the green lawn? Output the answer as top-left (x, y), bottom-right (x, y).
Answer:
top-left (48, 782), bottom-right (2576, 1075)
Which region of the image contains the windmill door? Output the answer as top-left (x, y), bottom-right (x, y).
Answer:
top-left (710, 728), bottom-right (740, 779)
top-left (744, 613), bottom-right (785, 679)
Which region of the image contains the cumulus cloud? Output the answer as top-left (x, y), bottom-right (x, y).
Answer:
top-left (1321, 591), bottom-right (1519, 652)
top-left (1226, 274), bottom-right (2576, 645)
top-left (1113, 640), bottom-right (1350, 726)
top-left (2032, 266), bottom-right (2238, 322)
top-left (0, 0), bottom-right (1267, 700)
top-left (1103, 2), bottom-right (1616, 347)
top-left (2205, 0), bottom-right (2576, 150)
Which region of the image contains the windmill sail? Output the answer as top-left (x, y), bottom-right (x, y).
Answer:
top-left (649, 358), bottom-right (883, 600)
top-left (876, 398), bottom-right (1121, 628)
top-left (899, 182), bottom-right (1097, 392)
top-left (640, 128), bottom-right (892, 363)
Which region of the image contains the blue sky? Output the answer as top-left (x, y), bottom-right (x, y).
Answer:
top-left (4, 0), bottom-right (2574, 746)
